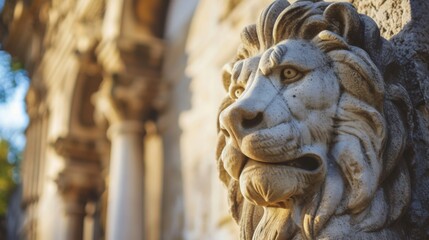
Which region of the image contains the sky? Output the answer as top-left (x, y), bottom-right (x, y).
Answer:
top-left (0, 0), bottom-right (28, 151)
top-left (0, 50), bottom-right (29, 151)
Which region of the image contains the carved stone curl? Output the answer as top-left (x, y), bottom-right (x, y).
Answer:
top-left (217, 1), bottom-right (412, 239)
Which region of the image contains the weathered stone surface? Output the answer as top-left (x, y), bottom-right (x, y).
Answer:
top-left (351, 0), bottom-right (411, 39)
top-left (216, 0), bottom-right (429, 239)
top-left (389, 1), bottom-right (429, 239)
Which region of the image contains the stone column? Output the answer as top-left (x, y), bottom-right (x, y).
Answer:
top-left (63, 198), bottom-right (85, 240)
top-left (83, 201), bottom-right (100, 240)
top-left (56, 168), bottom-right (102, 240)
top-left (54, 137), bottom-right (104, 240)
top-left (93, 74), bottom-right (153, 240)
top-left (106, 121), bottom-right (145, 239)
top-left (93, 1), bottom-right (165, 236)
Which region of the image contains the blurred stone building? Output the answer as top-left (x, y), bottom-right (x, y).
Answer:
top-left (0, 0), bottom-right (418, 239)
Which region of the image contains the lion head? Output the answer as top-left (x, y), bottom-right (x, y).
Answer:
top-left (216, 1), bottom-right (412, 239)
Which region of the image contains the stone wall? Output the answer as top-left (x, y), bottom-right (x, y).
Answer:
top-left (175, 0), bottom-right (274, 238)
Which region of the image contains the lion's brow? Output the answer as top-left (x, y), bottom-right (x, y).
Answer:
top-left (260, 44), bottom-right (287, 75)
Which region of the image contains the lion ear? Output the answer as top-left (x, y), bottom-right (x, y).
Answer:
top-left (323, 2), bottom-right (362, 47)
top-left (313, 30), bottom-right (349, 52)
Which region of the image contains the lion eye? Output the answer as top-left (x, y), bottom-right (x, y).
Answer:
top-left (281, 67), bottom-right (302, 83)
top-left (234, 87), bottom-right (244, 99)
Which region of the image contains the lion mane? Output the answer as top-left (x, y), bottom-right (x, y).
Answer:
top-left (216, 0), bottom-right (412, 239)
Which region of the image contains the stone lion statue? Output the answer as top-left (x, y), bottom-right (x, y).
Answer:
top-left (216, 0), bottom-right (413, 239)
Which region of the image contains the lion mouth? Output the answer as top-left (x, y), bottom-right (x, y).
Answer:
top-left (264, 154), bottom-right (322, 171)
top-left (239, 154), bottom-right (325, 206)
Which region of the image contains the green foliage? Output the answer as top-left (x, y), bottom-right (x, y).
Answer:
top-left (0, 139), bottom-right (16, 215)
top-left (10, 60), bottom-right (22, 72)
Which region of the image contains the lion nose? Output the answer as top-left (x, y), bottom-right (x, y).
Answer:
top-left (220, 101), bottom-right (265, 141)
top-left (241, 111), bottom-right (264, 129)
